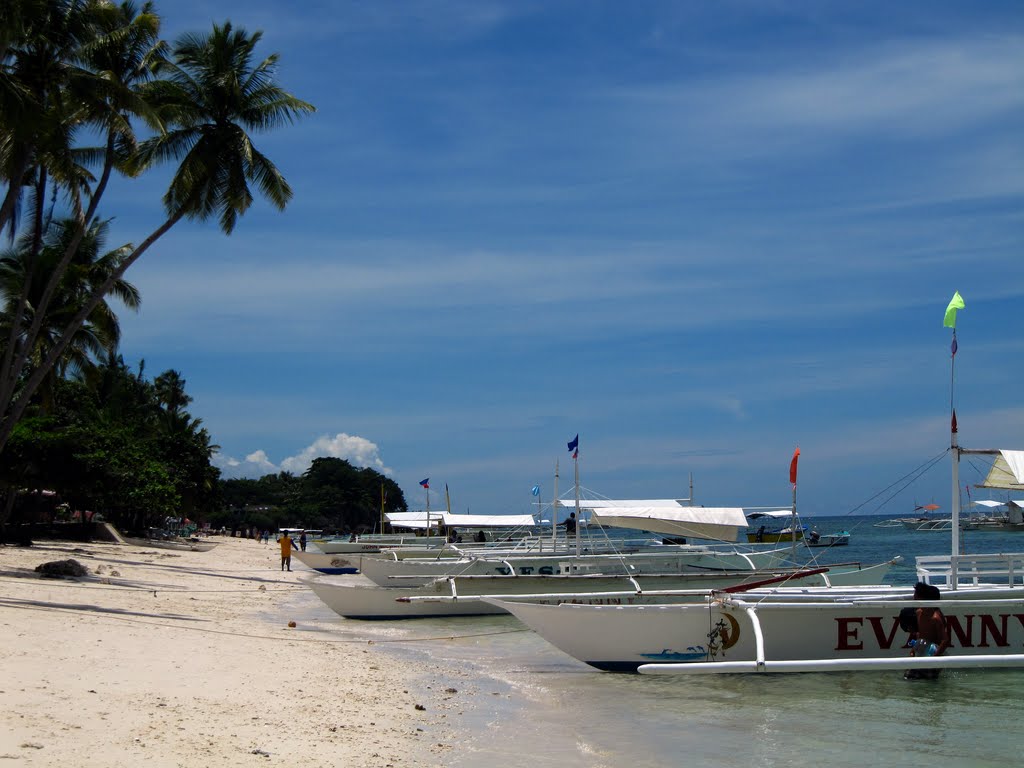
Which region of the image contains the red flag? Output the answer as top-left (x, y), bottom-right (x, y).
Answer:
top-left (789, 447), bottom-right (800, 486)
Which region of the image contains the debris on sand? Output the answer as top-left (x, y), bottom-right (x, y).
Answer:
top-left (34, 559), bottom-right (89, 578)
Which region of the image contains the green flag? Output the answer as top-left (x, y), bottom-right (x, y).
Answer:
top-left (943, 291), bottom-right (965, 328)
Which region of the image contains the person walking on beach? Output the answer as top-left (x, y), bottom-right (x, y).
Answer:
top-left (299, 531), bottom-right (307, 552)
top-left (279, 531), bottom-right (296, 571)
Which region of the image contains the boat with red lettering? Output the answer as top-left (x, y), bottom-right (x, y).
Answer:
top-left (485, 575), bottom-right (1024, 672)
top-left (486, 295), bottom-right (1024, 675)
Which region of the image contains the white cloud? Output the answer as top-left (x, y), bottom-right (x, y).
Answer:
top-left (213, 433), bottom-right (391, 479)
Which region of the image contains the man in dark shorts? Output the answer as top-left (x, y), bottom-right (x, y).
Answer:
top-left (900, 582), bottom-right (949, 679)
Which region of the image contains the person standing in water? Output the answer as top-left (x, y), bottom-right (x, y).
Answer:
top-left (900, 582), bottom-right (949, 679)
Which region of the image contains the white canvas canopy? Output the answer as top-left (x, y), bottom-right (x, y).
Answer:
top-left (385, 511), bottom-right (535, 530)
top-left (745, 510), bottom-right (796, 520)
top-left (441, 513), bottom-right (535, 529)
top-left (385, 510), bottom-right (442, 530)
top-left (979, 451), bottom-right (1024, 491)
top-left (579, 499), bottom-right (748, 542)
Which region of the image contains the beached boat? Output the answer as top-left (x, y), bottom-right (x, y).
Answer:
top-left (485, 300), bottom-right (1024, 674)
top-left (292, 550), bottom-right (365, 574)
top-left (121, 531), bottom-right (218, 552)
top-left (314, 534), bottom-right (449, 555)
top-left (357, 542), bottom-right (792, 587)
top-left (486, 579), bottom-right (1024, 673)
top-left (304, 559), bottom-right (898, 619)
top-left (354, 500), bottom-right (812, 588)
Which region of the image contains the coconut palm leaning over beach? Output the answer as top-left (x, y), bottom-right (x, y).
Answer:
top-left (0, 1), bottom-right (315, 469)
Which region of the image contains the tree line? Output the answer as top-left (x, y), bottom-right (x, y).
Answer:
top-left (215, 460), bottom-right (409, 536)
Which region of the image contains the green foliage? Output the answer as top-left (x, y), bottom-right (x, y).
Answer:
top-left (0, 358), bottom-right (220, 533)
top-left (0, 1), bottom-right (311, 533)
top-left (218, 459), bottom-right (407, 534)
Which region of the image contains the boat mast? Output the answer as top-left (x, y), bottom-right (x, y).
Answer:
top-left (574, 450), bottom-right (581, 556)
top-left (552, 459), bottom-right (559, 549)
top-left (789, 447), bottom-right (800, 561)
top-left (940, 293), bottom-right (997, 586)
top-left (951, 412), bottom-right (960, 589)
top-left (945, 291), bottom-right (964, 588)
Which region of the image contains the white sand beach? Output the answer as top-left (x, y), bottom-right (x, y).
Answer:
top-left (0, 536), bottom-right (470, 767)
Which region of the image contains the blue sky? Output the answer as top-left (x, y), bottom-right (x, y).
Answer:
top-left (106, 1), bottom-right (1023, 519)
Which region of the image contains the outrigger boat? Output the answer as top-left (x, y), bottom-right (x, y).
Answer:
top-left (355, 499), bottom-right (820, 588)
top-left (487, 297), bottom-right (1024, 675)
top-left (304, 558), bottom-right (898, 619)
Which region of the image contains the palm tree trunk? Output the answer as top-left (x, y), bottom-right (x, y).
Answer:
top-left (0, 132), bottom-right (120, 436)
top-left (0, 145), bottom-right (32, 238)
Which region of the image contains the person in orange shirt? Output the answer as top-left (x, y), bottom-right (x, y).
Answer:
top-left (278, 531), bottom-right (296, 571)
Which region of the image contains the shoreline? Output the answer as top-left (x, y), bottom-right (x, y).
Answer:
top-left (0, 536), bottom-right (478, 767)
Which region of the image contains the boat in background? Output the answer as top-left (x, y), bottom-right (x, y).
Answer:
top-left (970, 499), bottom-right (1024, 532)
top-left (873, 504), bottom-right (977, 532)
top-left (805, 530), bottom-right (850, 547)
top-left (745, 510), bottom-right (805, 543)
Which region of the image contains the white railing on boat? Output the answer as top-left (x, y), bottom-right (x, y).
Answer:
top-left (917, 553), bottom-right (1024, 587)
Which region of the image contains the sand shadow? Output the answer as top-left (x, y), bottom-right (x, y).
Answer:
top-left (0, 595), bottom-right (208, 622)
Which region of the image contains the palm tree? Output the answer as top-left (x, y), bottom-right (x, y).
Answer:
top-left (135, 21), bottom-right (315, 233)
top-left (154, 369), bottom-right (190, 415)
top-left (0, 0), bottom-right (162, 442)
top-left (0, 17), bottom-right (314, 453)
top-left (0, 216), bottom-right (139, 409)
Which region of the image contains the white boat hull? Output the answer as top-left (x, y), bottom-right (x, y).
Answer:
top-left (488, 585), bottom-right (1024, 672)
top-left (292, 551), bottom-right (364, 574)
top-left (358, 546), bottom-right (791, 588)
top-left (305, 561), bottom-right (896, 620)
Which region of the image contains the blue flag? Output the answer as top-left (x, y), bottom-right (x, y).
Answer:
top-left (531, 485), bottom-right (540, 497)
top-left (419, 478), bottom-right (429, 489)
top-left (567, 434), bottom-right (579, 458)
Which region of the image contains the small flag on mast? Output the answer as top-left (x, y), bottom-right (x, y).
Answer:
top-left (567, 434), bottom-right (579, 459)
top-left (419, 478), bottom-right (430, 489)
top-left (943, 291), bottom-right (964, 329)
top-left (789, 447), bottom-right (800, 487)
top-left (531, 485), bottom-right (540, 497)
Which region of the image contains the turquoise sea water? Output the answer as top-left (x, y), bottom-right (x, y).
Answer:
top-left (287, 516), bottom-right (1024, 767)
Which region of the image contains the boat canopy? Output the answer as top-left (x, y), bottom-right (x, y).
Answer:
top-left (441, 513), bottom-right (535, 529)
top-left (385, 511), bottom-right (442, 529)
top-left (578, 499), bottom-right (748, 542)
top-left (745, 510), bottom-right (797, 520)
top-left (385, 511), bottom-right (534, 529)
top-left (979, 451), bottom-right (1024, 491)
top-left (973, 499), bottom-right (1024, 508)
